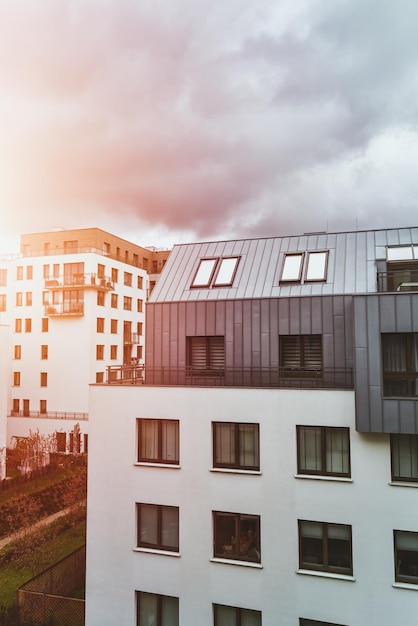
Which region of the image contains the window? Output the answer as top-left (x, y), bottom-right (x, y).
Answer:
top-left (280, 253), bottom-right (304, 282)
top-left (297, 426), bottom-right (350, 477)
top-left (63, 262), bottom-right (84, 285)
top-left (104, 242), bottom-right (110, 254)
top-left (191, 257), bottom-right (240, 288)
top-left (124, 272), bottom-right (132, 286)
top-left (13, 372), bottom-right (20, 386)
top-left (15, 318), bottom-right (22, 333)
top-left (56, 432), bottom-right (66, 452)
top-left (280, 335), bottom-right (322, 375)
top-left (387, 245), bottom-right (418, 261)
top-left (53, 264), bottom-right (59, 278)
top-left (394, 530), bottom-right (418, 584)
top-left (137, 299), bottom-right (143, 313)
top-left (213, 512), bottom-right (261, 563)
top-left (96, 345), bottom-right (104, 360)
top-left (152, 260), bottom-right (158, 273)
top-left (14, 345), bottom-right (21, 359)
top-left (111, 268), bottom-right (118, 283)
top-left (124, 296), bottom-right (132, 310)
top-left (138, 276), bottom-right (143, 289)
top-left (137, 346), bottom-right (143, 360)
top-left (96, 372), bottom-right (104, 383)
top-left (300, 620), bottom-right (347, 626)
top-left (16, 292), bottom-right (22, 306)
top-left (125, 250), bottom-right (129, 262)
top-left (391, 434), bottom-right (418, 482)
top-left (41, 345), bottom-right (48, 360)
top-left (26, 266), bottom-right (33, 279)
top-left (64, 240), bottom-right (78, 253)
top-left (110, 345), bottom-right (118, 360)
top-left (137, 322), bottom-right (143, 336)
top-left (12, 399), bottom-right (19, 414)
top-left (298, 520), bottom-right (352, 575)
top-left (42, 318), bottom-right (49, 332)
top-left (16, 266), bottom-right (23, 280)
top-left (213, 423), bottom-right (259, 471)
top-left (143, 257), bottom-right (148, 271)
top-left (111, 293), bottom-right (118, 308)
top-left (42, 291), bottom-right (49, 305)
top-left (305, 252), bottom-right (328, 281)
top-left (213, 604), bottom-right (261, 626)
top-left (187, 336), bottom-right (225, 374)
top-left (97, 317), bottom-right (105, 333)
top-left (40, 372), bottom-right (48, 387)
top-left (43, 264), bottom-right (50, 279)
top-left (97, 291), bottom-right (105, 306)
top-left (136, 592), bottom-right (178, 626)
top-left (26, 292), bottom-right (32, 306)
top-left (40, 400), bottom-right (47, 415)
top-left (136, 503), bottom-right (179, 552)
top-left (0, 294), bottom-right (6, 311)
top-left (111, 319), bottom-right (118, 334)
top-left (133, 253), bottom-right (139, 267)
top-left (25, 318), bottom-right (32, 333)
top-left (0, 268), bottom-right (7, 285)
top-left (137, 419), bottom-right (179, 465)
top-left (97, 264), bottom-right (105, 279)
top-left (281, 252), bottom-right (329, 283)
top-left (63, 290), bottom-right (83, 314)
top-left (382, 333), bottom-right (418, 397)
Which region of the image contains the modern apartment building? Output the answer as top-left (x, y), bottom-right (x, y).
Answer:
top-left (86, 227), bottom-right (418, 626)
top-left (0, 227), bottom-right (170, 456)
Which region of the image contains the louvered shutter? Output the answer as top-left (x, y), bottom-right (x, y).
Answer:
top-left (209, 337), bottom-right (225, 370)
top-left (189, 337), bottom-right (208, 370)
top-left (303, 335), bottom-right (322, 369)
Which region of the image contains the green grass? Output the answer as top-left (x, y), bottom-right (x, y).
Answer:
top-left (0, 520), bottom-right (86, 608)
top-left (0, 466), bottom-right (84, 505)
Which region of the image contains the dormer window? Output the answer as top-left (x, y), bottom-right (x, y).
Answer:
top-left (280, 251), bottom-right (329, 284)
top-left (305, 251), bottom-right (328, 282)
top-left (281, 254), bottom-right (304, 282)
top-left (191, 257), bottom-right (240, 288)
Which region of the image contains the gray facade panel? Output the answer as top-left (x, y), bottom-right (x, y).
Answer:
top-left (382, 401), bottom-right (400, 432)
top-left (354, 347), bottom-right (371, 431)
top-left (399, 400), bottom-right (417, 434)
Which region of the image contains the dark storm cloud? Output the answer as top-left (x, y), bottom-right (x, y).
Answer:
top-left (0, 0), bottom-right (417, 249)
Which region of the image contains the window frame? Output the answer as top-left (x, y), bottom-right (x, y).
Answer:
top-left (394, 530), bottom-right (418, 585)
top-left (191, 256), bottom-right (241, 289)
top-left (191, 258), bottom-right (218, 288)
top-left (304, 251), bottom-right (329, 282)
top-left (299, 620), bottom-right (347, 626)
top-left (96, 317), bottom-right (105, 333)
top-left (280, 335), bottom-right (322, 376)
top-left (212, 422), bottom-right (260, 471)
top-left (136, 503), bottom-right (179, 552)
top-left (124, 296), bottom-right (132, 311)
top-left (212, 257), bottom-right (240, 287)
top-left (213, 603), bottom-right (262, 626)
top-left (124, 271), bottom-right (133, 286)
top-left (213, 511), bottom-right (261, 563)
top-left (382, 333), bottom-right (418, 397)
top-left (137, 418), bottom-right (179, 465)
top-left (136, 591), bottom-right (179, 626)
top-left (280, 253), bottom-right (304, 283)
top-left (391, 434), bottom-right (418, 483)
top-left (297, 426), bottom-right (350, 478)
top-left (40, 372), bottom-right (48, 387)
top-left (298, 520), bottom-right (353, 576)
top-left (187, 336), bottom-right (225, 375)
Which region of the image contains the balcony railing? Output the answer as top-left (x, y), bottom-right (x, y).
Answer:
top-left (9, 410), bottom-right (88, 420)
top-left (45, 273), bottom-right (114, 291)
top-left (45, 303), bottom-right (85, 317)
top-left (105, 365), bottom-right (353, 390)
top-left (124, 333), bottom-right (141, 345)
top-left (377, 270), bottom-right (418, 293)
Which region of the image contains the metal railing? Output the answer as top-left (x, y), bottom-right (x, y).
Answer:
top-left (377, 270), bottom-right (418, 293)
top-left (9, 410), bottom-right (88, 420)
top-left (45, 303), bottom-right (85, 316)
top-left (106, 365), bottom-right (354, 390)
top-left (45, 272), bottom-right (114, 291)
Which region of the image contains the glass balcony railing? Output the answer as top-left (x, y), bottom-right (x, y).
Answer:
top-left (44, 273), bottom-right (114, 291)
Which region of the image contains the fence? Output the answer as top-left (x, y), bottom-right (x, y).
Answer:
top-left (17, 546), bottom-right (85, 626)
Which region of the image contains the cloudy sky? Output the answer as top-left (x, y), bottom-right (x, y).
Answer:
top-left (0, 0), bottom-right (417, 252)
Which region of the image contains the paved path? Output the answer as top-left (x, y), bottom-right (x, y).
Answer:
top-left (0, 508), bottom-right (71, 551)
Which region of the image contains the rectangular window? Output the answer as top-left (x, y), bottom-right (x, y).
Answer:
top-left (213, 512), bottom-right (261, 563)
top-left (96, 345), bottom-right (104, 360)
top-left (137, 299), bottom-right (143, 313)
top-left (213, 423), bottom-right (260, 471)
top-left (111, 268), bottom-right (118, 283)
top-left (53, 264), bottom-right (60, 278)
top-left (26, 266), bottom-right (33, 280)
top-left (137, 322), bottom-right (143, 336)
top-left (40, 372), bottom-right (48, 387)
top-left (97, 264), bottom-right (105, 279)
top-left (298, 520), bottom-right (352, 575)
top-left (136, 503), bottom-right (179, 552)
top-left (382, 333), bottom-right (418, 397)
top-left (25, 318), bottom-right (32, 333)
top-left (111, 319), bottom-right (118, 334)
top-left (96, 372), bottom-right (104, 383)
top-left (124, 272), bottom-right (132, 286)
top-left (0, 268), bottom-right (7, 285)
top-left (13, 372), bottom-right (20, 386)
top-left (280, 253), bottom-right (304, 282)
top-left (14, 345), bottom-right (21, 359)
top-left (124, 296), bottom-right (132, 310)
top-left (97, 291), bottom-right (105, 306)
top-left (137, 419), bottom-right (179, 465)
top-left (213, 257), bottom-right (240, 287)
top-left (297, 426), bottom-right (350, 477)
top-left (43, 264), bottom-right (50, 279)
top-left (110, 345), bottom-right (118, 360)
top-left (15, 318), bottom-right (22, 333)
top-left (192, 258), bottom-right (218, 287)
top-left (138, 276), bottom-right (143, 289)
top-left (42, 318), bottom-right (49, 332)
top-left (0, 294), bottom-right (6, 311)
top-left (16, 266), bottom-right (23, 280)
top-left (213, 604), bottom-right (261, 626)
top-left (133, 254), bottom-right (139, 267)
top-left (111, 293), bottom-right (118, 308)
top-left (41, 345), bottom-right (48, 360)
top-left (42, 291), bottom-right (49, 305)
top-left (300, 621), bottom-right (347, 626)
top-left (97, 317), bottom-right (105, 333)
top-left (16, 292), bottom-right (22, 306)
top-left (280, 335), bottom-right (322, 375)
top-left (187, 336), bottom-right (225, 374)
top-left (40, 400), bottom-right (47, 415)
top-left (56, 432), bottom-right (66, 452)
top-left (64, 240), bottom-right (78, 254)
top-left (136, 592), bottom-right (179, 626)
top-left (394, 530), bottom-right (418, 584)
top-left (391, 434), bottom-right (418, 483)
top-left (12, 399), bottom-right (19, 414)
top-left (305, 251), bottom-right (328, 282)
top-left (26, 292), bottom-right (32, 306)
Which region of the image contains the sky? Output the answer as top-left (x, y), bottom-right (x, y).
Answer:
top-left (0, 0), bottom-right (418, 253)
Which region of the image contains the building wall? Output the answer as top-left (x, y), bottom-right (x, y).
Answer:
top-left (0, 325), bottom-right (10, 479)
top-left (86, 385), bottom-right (417, 626)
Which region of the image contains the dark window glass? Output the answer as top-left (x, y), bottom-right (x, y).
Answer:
top-left (213, 423), bottom-right (259, 471)
top-left (136, 504), bottom-right (179, 552)
top-left (394, 530), bottom-right (418, 584)
top-left (297, 426), bottom-right (350, 477)
top-left (299, 520), bottom-right (352, 576)
top-left (213, 512), bottom-right (261, 563)
top-left (138, 419), bottom-right (179, 465)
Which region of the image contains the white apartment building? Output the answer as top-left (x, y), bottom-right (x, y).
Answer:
top-left (0, 324), bottom-right (10, 480)
top-left (0, 228), bottom-right (169, 456)
top-left (86, 227), bottom-right (418, 626)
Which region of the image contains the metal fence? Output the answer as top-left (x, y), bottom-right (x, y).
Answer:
top-left (17, 546), bottom-right (85, 626)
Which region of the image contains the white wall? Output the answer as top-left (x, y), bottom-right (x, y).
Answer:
top-left (86, 385), bottom-right (418, 626)
top-left (0, 325), bottom-right (10, 479)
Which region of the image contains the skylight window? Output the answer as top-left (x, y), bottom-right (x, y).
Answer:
top-left (281, 254), bottom-right (304, 282)
top-left (305, 251), bottom-right (328, 281)
top-left (213, 257), bottom-right (240, 286)
top-left (191, 259), bottom-right (218, 287)
top-left (191, 257), bottom-right (240, 289)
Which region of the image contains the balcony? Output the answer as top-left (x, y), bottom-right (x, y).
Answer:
top-left (9, 410), bottom-right (88, 420)
top-left (124, 333), bottom-right (141, 345)
top-left (44, 273), bottom-right (114, 291)
top-left (377, 269), bottom-right (418, 292)
top-left (45, 303), bottom-right (84, 317)
top-left (105, 365), bottom-right (353, 390)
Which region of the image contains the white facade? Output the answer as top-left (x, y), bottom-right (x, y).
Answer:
top-left (0, 325), bottom-right (10, 479)
top-left (86, 384), bottom-right (418, 626)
